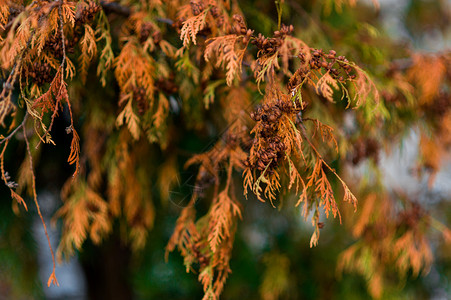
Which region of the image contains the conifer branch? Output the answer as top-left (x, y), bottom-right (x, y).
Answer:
top-left (58, 0), bottom-right (67, 79)
top-left (0, 35), bottom-right (32, 128)
top-left (23, 125), bottom-right (59, 287)
top-left (0, 112), bottom-right (29, 145)
top-left (0, 139), bottom-right (27, 210)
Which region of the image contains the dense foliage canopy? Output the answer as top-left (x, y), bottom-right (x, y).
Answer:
top-left (0, 0), bottom-right (450, 299)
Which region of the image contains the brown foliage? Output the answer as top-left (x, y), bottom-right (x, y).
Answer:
top-left (0, 0), bottom-right (449, 298)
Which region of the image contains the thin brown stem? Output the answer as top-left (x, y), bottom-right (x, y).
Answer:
top-left (23, 126), bottom-right (59, 287)
top-left (298, 122), bottom-right (348, 187)
top-left (224, 158), bottom-right (233, 192)
top-left (0, 112), bottom-right (29, 145)
top-left (0, 141), bottom-right (10, 184)
top-left (58, 0), bottom-right (66, 80)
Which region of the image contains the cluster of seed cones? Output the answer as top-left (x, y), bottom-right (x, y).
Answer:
top-left (132, 77), bottom-right (178, 115)
top-left (75, 2), bottom-right (101, 26)
top-left (232, 14), bottom-right (253, 43)
top-left (190, 0), bottom-right (205, 16)
top-left (156, 76), bottom-right (178, 95)
top-left (24, 62), bottom-right (53, 86)
top-left (251, 24), bottom-right (294, 55)
top-left (181, 0), bottom-right (224, 29)
top-left (299, 49), bottom-right (356, 82)
top-left (133, 86), bottom-right (148, 115)
top-left (45, 2), bottom-right (100, 58)
top-left (45, 35), bottom-right (79, 57)
top-left (245, 98), bottom-right (302, 174)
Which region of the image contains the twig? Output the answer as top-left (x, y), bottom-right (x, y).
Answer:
top-left (58, 0), bottom-right (67, 77)
top-left (0, 35), bottom-right (33, 127)
top-left (23, 125), bottom-right (59, 287)
top-left (156, 17), bottom-right (174, 26)
top-left (100, 0), bottom-right (130, 16)
top-left (0, 60), bottom-right (20, 126)
top-left (0, 112), bottom-right (29, 145)
top-left (298, 121), bottom-right (352, 194)
top-left (275, 0), bottom-right (282, 30)
top-left (35, 0), bottom-right (67, 148)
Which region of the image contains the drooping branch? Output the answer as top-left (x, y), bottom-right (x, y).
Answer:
top-left (0, 112), bottom-right (29, 145)
top-left (0, 36), bottom-right (32, 127)
top-left (23, 125), bottom-right (59, 287)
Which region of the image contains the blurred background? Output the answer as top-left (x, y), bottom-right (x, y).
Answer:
top-left (1, 0), bottom-right (450, 299)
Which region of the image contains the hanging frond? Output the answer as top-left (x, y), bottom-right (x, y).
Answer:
top-left (116, 95), bottom-right (141, 140)
top-left (96, 10), bottom-right (114, 86)
top-left (67, 127), bottom-right (80, 177)
top-left (255, 52), bottom-right (279, 90)
top-left (316, 71), bottom-right (338, 102)
top-left (1, 2), bottom-right (449, 299)
top-left (350, 65), bottom-right (380, 106)
top-left (208, 190), bottom-right (241, 252)
top-left (204, 34), bottom-right (248, 86)
top-left (55, 180), bottom-right (111, 262)
top-left (79, 24), bottom-right (97, 82)
top-left (407, 53), bottom-right (447, 104)
top-left (153, 93), bottom-right (169, 129)
top-left (114, 40), bottom-right (155, 100)
top-left (180, 9), bottom-right (208, 47)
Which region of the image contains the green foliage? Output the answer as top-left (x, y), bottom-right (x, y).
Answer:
top-left (0, 0), bottom-right (450, 299)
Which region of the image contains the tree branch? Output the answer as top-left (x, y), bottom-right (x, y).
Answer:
top-left (100, 0), bottom-right (130, 17)
top-left (0, 112), bottom-right (29, 145)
